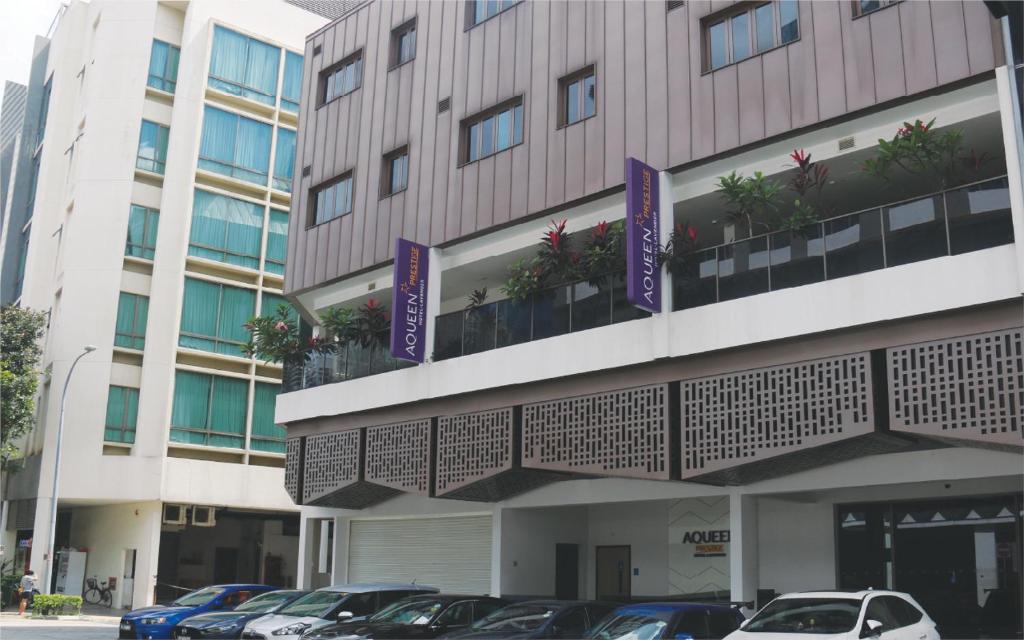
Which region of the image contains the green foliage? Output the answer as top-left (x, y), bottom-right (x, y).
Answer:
top-left (1, 305), bottom-right (47, 470)
top-left (242, 304), bottom-right (325, 364)
top-left (581, 220), bottom-right (625, 278)
top-left (861, 118), bottom-right (966, 189)
top-left (658, 221), bottom-right (701, 272)
top-left (350, 299), bottom-right (390, 348)
top-left (1, 573), bottom-right (21, 605)
top-left (501, 258), bottom-right (546, 302)
top-left (779, 199), bottom-right (821, 233)
top-left (465, 288), bottom-right (489, 311)
top-left (319, 306), bottom-right (357, 344)
top-left (32, 594), bottom-right (82, 616)
top-left (715, 170), bottom-right (783, 237)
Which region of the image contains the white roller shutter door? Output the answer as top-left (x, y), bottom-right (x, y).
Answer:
top-left (348, 515), bottom-right (493, 594)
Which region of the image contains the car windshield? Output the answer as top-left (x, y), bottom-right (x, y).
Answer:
top-left (172, 587), bottom-right (226, 607)
top-left (743, 598), bottom-right (862, 634)
top-left (279, 591), bottom-right (349, 618)
top-left (588, 612), bottom-right (672, 640)
top-left (472, 605), bottom-right (558, 632)
top-left (235, 591), bottom-right (299, 614)
top-left (369, 599), bottom-right (444, 625)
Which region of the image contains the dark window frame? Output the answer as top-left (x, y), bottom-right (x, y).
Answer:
top-left (464, 0), bottom-right (521, 30)
top-left (459, 96), bottom-right (525, 166)
top-left (852, 0), bottom-right (901, 19)
top-left (558, 64), bottom-right (597, 129)
top-left (380, 145), bottom-right (410, 199)
top-left (308, 171), bottom-right (355, 228)
top-left (318, 49), bottom-right (364, 107)
top-left (389, 18), bottom-right (418, 70)
top-left (701, 0), bottom-right (800, 74)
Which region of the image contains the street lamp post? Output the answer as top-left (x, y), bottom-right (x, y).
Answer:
top-left (44, 345), bottom-right (96, 594)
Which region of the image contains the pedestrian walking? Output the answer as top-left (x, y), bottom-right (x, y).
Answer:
top-left (17, 569), bottom-right (37, 615)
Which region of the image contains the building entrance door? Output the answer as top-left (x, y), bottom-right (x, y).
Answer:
top-left (838, 494), bottom-right (1022, 639)
top-left (555, 543), bottom-right (579, 600)
top-left (596, 546), bottom-right (631, 600)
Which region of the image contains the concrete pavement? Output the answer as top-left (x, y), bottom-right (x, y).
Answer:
top-left (0, 616), bottom-right (118, 639)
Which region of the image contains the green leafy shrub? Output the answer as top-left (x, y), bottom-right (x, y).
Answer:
top-left (1, 573), bottom-right (21, 606)
top-left (32, 594), bottom-right (82, 616)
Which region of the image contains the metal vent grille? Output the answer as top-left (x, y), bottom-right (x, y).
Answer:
top-left (522, 384), bottom-right (670, 479)
top-left (838, 136), bottom-right (855, 151)
top-left (365, 419), bottom-right (433, 494)
top-left (302, 165), bottom-right (311, 177)
top-left (666, 0), bottom-right (685, 10)
top-left (303, 430), bottom-right (360, 503)
top-left (438, 97), bottom-right (451, 114)
top-left (888, 328), bottom-right (1023, 446)
top-left (313, 44), bottom-right (322, 56)
top-left (284, 438), bottom-right (301, 502)
top-left (436, 408), bottom-right (513, 495)
top-left (680, 353), bottom-right (874, 478)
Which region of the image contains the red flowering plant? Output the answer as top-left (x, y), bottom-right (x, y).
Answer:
top-left (657, 220), bottom-right (701, 273)
top-left (536, 219), bottom-right (579, 280)
top-left (352, 298), bottom-right (391, 348)
top-left (861, 118), bottom-right (971, 190)
top-left (243, 303), bottom-right (327, 364)
top-left (781, 148), bottom-right (833, 232)
top-left (582, 220), bottom-right (625, 282)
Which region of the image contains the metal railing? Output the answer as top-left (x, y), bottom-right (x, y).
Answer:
top-left (282, 332), bottom-right (414, 392)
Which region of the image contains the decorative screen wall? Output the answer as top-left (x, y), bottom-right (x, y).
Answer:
top-left (680, 353), bottom-right (875, 481)
top-left (888, 328), bottom-right (1023, 447)
top-left (522, 384), bottom-right (670, 479)
top-left (303, 429), bottom-right (360, 504)
top-left (285, 437), bottom-right (301, 502)
top-left (436, 408), bottom-right (514, 496)
top-left (365, 419), bottom-right (433, 494)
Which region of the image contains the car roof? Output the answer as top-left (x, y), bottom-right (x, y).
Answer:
top-left (516, 600), bottom-right (617, 608)
top-left (402, 594), bottom-right (505, 603)
top-left (612, 602), bottom-right (736, 614)
top-left (209, 584), bottom-right (273, 590)
top-left (318, 583), bottom-right (440, 593)
top-left (786, 590), bottom-right (910, 600)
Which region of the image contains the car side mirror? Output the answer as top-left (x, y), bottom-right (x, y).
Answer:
top-left (338, 611), bottom-right (354, 620)
top-left (861, 620), bottom-right (884, 638)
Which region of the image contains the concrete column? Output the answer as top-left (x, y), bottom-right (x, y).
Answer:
top-left (729, 492), bottom-right (759, 614)
top-left (332, 516), bottom-right (349, 584)
top-left (296, 515), bottom-right (313, 589)
top-left (490, 506), bottom-right (502, 597)
top-left (995, 65), bottom-right (1024, 294)
top-left (425, 247), bottom-right (443, 362)
top-left (655, 170), bottom-right (675, 357)
top-left (135, 502), bottom-right (162, 607)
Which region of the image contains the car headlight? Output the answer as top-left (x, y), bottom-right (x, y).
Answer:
top-left (141, 616), bottom-right (168, 625)
top-left (273, 622), bottom-right (312, 635)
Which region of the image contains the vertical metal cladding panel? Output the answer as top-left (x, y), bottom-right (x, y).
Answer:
top-left (680, 353), bottom-right (875, 478)
top-left (364, 419), bottom-right (433, 495)
top-left (285, 438), bottom-right (302, 503)
top-left (303, 429), bottom-right (361, 504)
top-left (521, 384), bottom-right (670, 479)
top-left (435, 407), bottom-right (514, 495)
top-left (888, 328), bottom-right (1023, 447)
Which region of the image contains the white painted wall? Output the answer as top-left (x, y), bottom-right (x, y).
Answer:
top-left (757, 498), bottom-right (835, 594)
top-left (585, 501), bottom-right (671, 599)
top-left (499, 506), bottom-right (587, 597)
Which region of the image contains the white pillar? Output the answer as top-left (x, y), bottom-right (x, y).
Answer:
top-left (296, 515), bottom-right (312, 589)
top-left (729, 492), bottom-right (759, 614)
top-left (134, 502), bottom-right (162, 607)
top-left (995, 65), bottom-right (1024, 294)
top-left (490, 506), bottom-right (502, 597)
top-left (654, 170), bottom-right (675, 356)
top-left (425, 247), bottom-right (443, 362)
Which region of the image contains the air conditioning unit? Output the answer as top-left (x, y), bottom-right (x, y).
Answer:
top-left (192, 506), bottom-right (216, 527)
top-left (162, 504), bottom-right (187, 525)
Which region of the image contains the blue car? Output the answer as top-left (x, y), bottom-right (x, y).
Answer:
top-left (585, 602), bottom-right (745, 640)
top-left (173, 589), bottom-right (309, 639)
top-left (119, 584), bottom-right (275, 639)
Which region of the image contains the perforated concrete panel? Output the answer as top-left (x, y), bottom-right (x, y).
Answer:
top-left (364, 419), bottom-right (433, 495)
top-left (436, 408), bottom-right (514, 496)
top-left (284, 437), bottom-right (301, 503)
top-left (302, 430), bottom-right (360, 504)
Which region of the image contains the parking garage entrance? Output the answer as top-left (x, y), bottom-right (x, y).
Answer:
top-left (837, 493), bottom-right (1022, 639)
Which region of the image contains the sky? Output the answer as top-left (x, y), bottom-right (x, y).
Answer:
top-left (0, 0), bottom-right (65, 103)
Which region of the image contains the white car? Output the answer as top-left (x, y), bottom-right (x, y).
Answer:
top-left (724, 590), bottom-right (939, 640)
top-left (241, 583), bottom-right (438, 640)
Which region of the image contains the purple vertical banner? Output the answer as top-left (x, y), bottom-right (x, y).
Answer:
top-left (625, 157), bottom-right (661, 313)
top-left (390, 238), bottom-right (430, 363)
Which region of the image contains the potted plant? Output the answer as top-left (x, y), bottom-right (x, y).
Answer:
top-left (582, 220), bottom-right (625, 287)
top-left (715, 170), bottom-right (783, 239)
top-left (243, 304), bottom-right (328, 390)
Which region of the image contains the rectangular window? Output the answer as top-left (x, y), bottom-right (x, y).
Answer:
top-left (281, 51), bottom-right (304, 112)
top-left (147, 40), bottom-right (180, 93)
top-left (114, 292), bottom-right (149, 350)
top-left (391, 19), bottom-right (417, 68)
top-left (251, 382), bottom-right (286, 453)
top-left (704, 1), bottom-right (799, 71)
top-left (136, 120), bottom-right (169, 174)
top-left (189, 189), bottom-right (264, 270)
top-left (310, 173), bottom-right (353, 225)
top-left (320, 51), bottom-right (362, 105)
top-left (126, 204), bottom-right (159, 260)
top-left (261, 292), bottom-right (296, 321)
top-left (170, 370), bottom-right (248, 449)
top-left (461, 99), bottom-right (523, 164)
top-left (381, 147), bottom-right (409, 197)
top-left (265, 209), bottom-right (288, 275)
top-left (198, 105), bottom-right (272, 185)
top-left (853, 0), bottom-right (899, 17)
top-left (104, 386), bottom-right (139, 444)
top-left (36, 77), bottom-right (51, 147)
top-left (467, 0), bottom-right (519, 27)
top-left (560, 67), bottom-right (596, 127)
top-left (273, 128), bottom-right (296, 192)
top-left (208, 25), bottom-right (281, 106)
top-left (179, 277), bottom-right (255, 356)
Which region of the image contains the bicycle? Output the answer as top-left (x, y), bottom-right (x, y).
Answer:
top-left (83, 576), bottom-right (113, 607)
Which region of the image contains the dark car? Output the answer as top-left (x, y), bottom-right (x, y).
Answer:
top-left (173, 589), bottom-right (309, 639)
top-left (443, 600), bottom-right (618, 639)
top-left (303, 594), bottom-right (510, 640)
top-left (119, 584), bottom-right (276, 639)
top-left (585, 603), bottom-right (744, 640)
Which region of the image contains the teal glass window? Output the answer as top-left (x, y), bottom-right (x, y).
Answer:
top-left (260, 292), bottom-right (296, 321)
top-left (170, 370), bottom-right (248, 449)
top-left (208, 25), bottom-right (281, 106)
top-left (137, 120), bottom-right (169, 174)
top-left (189, 189), bottom-right (264, 269)
top-left (148, 40), bottom-right (180, 93)
top-left (104, 386), bottom-right (139, 444)
top-left (281, 51), bottom-right (303, 112)
top-left (36, 77), bottom-right (51, 147)
top-left (273, 128), bottom-right (296, 192)
top-left (114, 292), bottom-right (149, 350)
top-left (179, 277), bottom-right (255, 357)
top-left (199, 106), bottom-right (272, 185)
top-left (265, 209), bottom-right (288, 276)
top-left (250, 382), bottom-right (285, 453)
top-left (126, 204), bottom-right (159, 260)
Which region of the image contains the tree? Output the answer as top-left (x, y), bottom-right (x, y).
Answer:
top-left (1, 305), bottom-right (47, 470)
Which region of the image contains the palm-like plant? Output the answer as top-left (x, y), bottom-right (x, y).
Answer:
top-left (716, 170), bottom-right (783, 237)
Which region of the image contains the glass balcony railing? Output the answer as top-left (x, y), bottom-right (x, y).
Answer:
top-left (434, 271), bottom-right (651, 362)
top-left (282, 332), bottom-right (415, 392)
top-left (673, 176), bottom-right (1014, 311)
